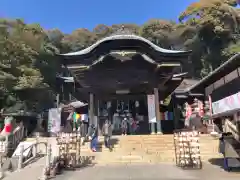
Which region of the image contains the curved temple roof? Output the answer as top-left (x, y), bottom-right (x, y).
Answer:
top-left (59, 34), bottom-right (191, 56)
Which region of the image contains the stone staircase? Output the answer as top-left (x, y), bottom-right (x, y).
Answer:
top-left (22, 135), bottom-right (222, 165)
top-left (80, 134), bottom-right (222, 164)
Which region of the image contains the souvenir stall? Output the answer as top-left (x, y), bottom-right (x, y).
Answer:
top-left (56, 131), bottom-right (81, 170)
top-left (174, 129), bottom-right (202, 169)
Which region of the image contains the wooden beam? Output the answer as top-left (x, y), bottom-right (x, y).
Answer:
top-left (89, 93), bottom-right (94, 126)
top-left (154, 88), bottom-right (160, 122)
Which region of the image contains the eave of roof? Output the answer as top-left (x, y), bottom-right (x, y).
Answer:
top-left (58, 34), bottom-right (191, 56)
top-left (185, 53), bottom-right (240, 93)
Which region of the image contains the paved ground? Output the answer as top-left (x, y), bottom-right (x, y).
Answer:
top-left (55, 163), bottom-right (240, 180)
top-left (3, 157), bottom-right (46, 180)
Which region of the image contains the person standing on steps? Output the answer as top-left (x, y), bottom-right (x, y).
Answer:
top-left (121, 117), bottom-right (128, 135)
top-left (88, 124), bottom-right (98, 152)
top-left (102, 119), bottom-right (112, 149)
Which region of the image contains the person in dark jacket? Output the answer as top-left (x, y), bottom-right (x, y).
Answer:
top-left (88, 124), bottom-right (98, 152)
top-left (102, 119), bottom-right (112, 148)
top-left (121, 118), bottom-right (128, 135)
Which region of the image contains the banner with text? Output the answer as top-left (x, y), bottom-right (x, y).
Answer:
top-left (48, 108), bottom-right (61, 134)
top-left (147, 94), bottom-right (156, 123)
top-left (212, 91), bottom-right (240, 115)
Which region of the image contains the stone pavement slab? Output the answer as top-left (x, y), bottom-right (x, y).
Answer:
top-left (54, 163), bottom-right (240, 180)
top-left (3, 157), bottom-right (46, 180)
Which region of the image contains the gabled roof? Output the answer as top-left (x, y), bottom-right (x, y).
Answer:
top-left (59, 34), bottom-right (191, 56)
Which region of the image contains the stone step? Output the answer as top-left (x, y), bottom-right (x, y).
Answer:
top-left (24, 135), bottom-right (222, 165)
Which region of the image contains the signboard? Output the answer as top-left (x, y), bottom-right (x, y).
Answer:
top-left (212, 91), bottom-right (240, 115)
top-left (48, 108), bottom-right (61, 134)
top-left (147, 94), bottom-right (156, 123)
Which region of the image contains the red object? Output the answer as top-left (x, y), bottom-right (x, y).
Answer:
top-left (185, 103), bottom-right (192, 119)
top-left (5, 124), bottom-right (12, 133)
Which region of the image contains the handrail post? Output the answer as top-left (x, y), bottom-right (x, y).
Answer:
top-left (18, 144), bottom-right (24, 170)
top-left (35, 136), bottom-right (39, 157)
top-left (33, 144), bottom-right (37, 158)
top-left (5, 135), bottom-right (8, 155)
top-left (47, 144), bottom-right (52, 166)
top-left (0, 154), bottom-right (4, 179)
top-left (40, 143), bottom-right (51, 180)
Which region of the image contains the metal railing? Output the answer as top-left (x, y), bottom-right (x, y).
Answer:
top-left (17, 140), bottom-right (52, 180)
top-left (0, 138), bottom-right (52, 180)
top-left (19, 141), bottom-right (48, 168)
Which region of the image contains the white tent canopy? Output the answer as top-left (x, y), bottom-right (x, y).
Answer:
top-left (68, 101), bottom-right (88, 108)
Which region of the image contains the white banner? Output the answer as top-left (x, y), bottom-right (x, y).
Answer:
top-left (212, 91), bottom-right (240, 115)
top-left (48, 108), bottom-right (61, 133)
top-left (147, 94), bottom-right (156, 123)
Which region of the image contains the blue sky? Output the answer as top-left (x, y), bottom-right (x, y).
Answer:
top-left (0, 0), bottom-right (196, 33)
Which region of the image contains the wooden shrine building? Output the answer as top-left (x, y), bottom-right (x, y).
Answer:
top-left (178, 53), bottom-right (240, 137)
top-left (58, 29), bottom-right (191, 135)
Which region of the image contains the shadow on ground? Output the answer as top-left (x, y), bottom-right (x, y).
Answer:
top-left (78, 156), bottom-right (96, 169)
top-left (56, 155), bottom-right (96, 177)
top-left (97, 137), bottom-right (119, 152)
top-left (209, 158), bottom-right (240, 173)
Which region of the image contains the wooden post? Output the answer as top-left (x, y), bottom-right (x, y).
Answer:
top-left (154, 88), bottom-right (162, 134)
top-left (34, 135), bottom-right (39, 157)
top-left (18, 144), bottom-right (24, 170)
top-left (0, 154), bottom-right (4, 179)
top-left (89, 93), bottom-right (94, 126)
top-left (40, 144), bottom-right (51, 180)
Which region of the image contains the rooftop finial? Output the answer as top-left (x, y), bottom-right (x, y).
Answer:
top-left (110, 25), bottom-right (134, 36)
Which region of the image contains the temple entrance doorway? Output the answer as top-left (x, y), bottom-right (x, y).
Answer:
top-left (97, 94), bottom-right (149, 135)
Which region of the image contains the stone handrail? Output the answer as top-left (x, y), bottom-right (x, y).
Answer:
top-left (18, 140), bottom-right (48, 169)
top-left (224, 119), bottom-right (239, 142)
top-left (0, 140), bottom-right (52, 180)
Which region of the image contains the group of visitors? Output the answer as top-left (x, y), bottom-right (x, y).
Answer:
top-left (88, 119), bottom-right (112, 152)
top-left (65, 107), bottom-right (140, 152)
top-left (64, 108), bottom-right (112, 152)
top-left (121, 117), bottom-right (139, 135)
top-left (77, 119), bottom-right (112, 152)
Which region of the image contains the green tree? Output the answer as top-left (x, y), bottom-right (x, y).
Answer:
top-left (0, 18), bottom-right (59, 112)
top-left (178, 0), bottom-right (240, 77)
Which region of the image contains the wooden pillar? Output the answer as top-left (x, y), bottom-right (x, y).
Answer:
top-left (154, 88), bottom-right (162, 134)
top-left (89, 93), bottom-right (94, 126)
top-left (172, 95), bottom-right (178, 130)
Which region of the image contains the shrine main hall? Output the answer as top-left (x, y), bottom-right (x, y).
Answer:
top-left (58, 30), bottom-right (191, 135)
